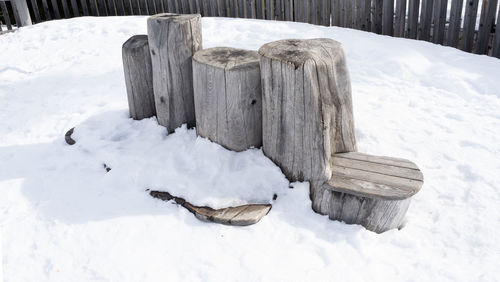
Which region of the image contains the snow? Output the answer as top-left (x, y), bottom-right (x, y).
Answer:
top-left (1, 16), bottom-right (500, 281)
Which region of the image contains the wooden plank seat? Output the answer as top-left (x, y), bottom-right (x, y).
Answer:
top-left (311, 152), bottom-right (424, 233)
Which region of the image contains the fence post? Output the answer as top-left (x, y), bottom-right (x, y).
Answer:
top-left (11, 0), bottom-right (32, 27)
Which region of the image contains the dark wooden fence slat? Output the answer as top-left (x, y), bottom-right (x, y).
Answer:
top-left (310, 0), bottom-right (316, 24)
top-left (353, 0), bottom-right (361, 29)
top-left (79, 0), bottom-right (88, 15)
top-left (394, 0), bottom-right (406, 37)
top-left (432, 0), bottom-right (447, 44)
top-left (285, 0), bottom-right (291, 21)
top-left (0, 1), bottom-right (13, 29)
top-left (493, 6), bottom-right (500, 58)
top-left (447, 0), bottom-right (464, 47)
top-left (321, 0), bottom-right (329, 26)
top-left (361, 0), bottom-right (370, 31)
top-left (382, 0), bottom-right (394, 35)
top-left (265, 0), bottom-right (272, 19)
top-left (373, 0), bottom-right (383, 33)
top-left (238, 0), bottom-right (244, 17)
top-left (115, 0), bottom-right (125, 15)
top-left (407, 0), bottom-right (419, 38)
top-left (331, 0), bottom-right (339, 26)
top-left (255, 0), bottom-right (262, 18)
top-left (99, 0), bottom-right (109, 15)
top-left (122, 0), bottom-right (131, 14)
top-left (462, 0), bottom-right (479, 51)
top-left (29, 0), bottom-right (42, 22)
top-left (88, 0), bottom-right (98, 15)
top-left (147, 0), bottom-right (156, 14)
top-left (108, 0), bottom-right (118, 15)
top-left (476, 0), bottom-right (498, 54)
top-left (60, 0), bottom-right (71, 17)
top-left (419, 0), bottom-right (433, 41)
top-left (213, 0), bottom-right (220, 16)
top-left (246, 0), bottom-right (254, 18)
top-left (50, 0), bottom-right (61, 18)
top-left (139, 0), bottom-right (148, 14)
top-left (275, 0), bottom-right (281, 20)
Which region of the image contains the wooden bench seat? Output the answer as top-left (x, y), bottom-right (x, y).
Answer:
top-left (311, 152), bottom-right (424, 233)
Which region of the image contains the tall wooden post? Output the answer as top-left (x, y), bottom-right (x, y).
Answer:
top-left (122, 35), bottom-right (156, 120)
top-left (258, 39), bottom-right (357, 183)
top-left (147, 13), bottom-right (202, 133)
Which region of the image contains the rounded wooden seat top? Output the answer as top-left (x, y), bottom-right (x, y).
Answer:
top-left (193, 47), bottom-right (260, 70)
top-left (258, 38), bottom-right (345, 68)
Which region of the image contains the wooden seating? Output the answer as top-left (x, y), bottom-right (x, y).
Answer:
top-left (311, 152), bottom-right (424, 233)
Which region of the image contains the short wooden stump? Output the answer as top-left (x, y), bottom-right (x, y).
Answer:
top-left (193, 47), bottom-right (262, 152)
top-left (311, 152), bottom-right (424, 233)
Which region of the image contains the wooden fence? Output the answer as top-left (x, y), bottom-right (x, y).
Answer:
top-left (1, 0), bottom-right (500, 58)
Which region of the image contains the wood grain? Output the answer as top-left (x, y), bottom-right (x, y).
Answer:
top-left (150, 190), bottom-right (272, 226)
top-left (122, 35), bottom-right (156, 120)
top-left (147, 13), bottom-right (202, 133)
top-left (259, 39), bottom-right (357, 182)
top-left (193, 47), bottom-right (262, 152)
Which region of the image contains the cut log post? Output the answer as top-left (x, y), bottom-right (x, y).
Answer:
top-left (122, 35), bottom-right (156, 120)
top-left (258, 39), bottom-right (357, 183)
top-left (311, 152), bottom-right (424, 233)
top-left (192, 47), bottom-right (262, 152)
top-left (147, 13), bottom-right (202, 133)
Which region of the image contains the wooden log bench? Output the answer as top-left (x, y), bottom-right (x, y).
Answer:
top-left (311, 152), bottom-right (424, 233)
top-left (259, 38), bottom-right (424, 233)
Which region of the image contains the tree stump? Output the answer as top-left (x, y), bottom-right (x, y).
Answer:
top-left (147, 13), bottom-right (202, 133)
top-left (122, 35), bottom-right (156, 120)
top-left (258, 39), bottom-right (357, 183)
top-left (311, 152), bottom-right (424, 233)
top-left (192, 47), bottom-right (262, 152)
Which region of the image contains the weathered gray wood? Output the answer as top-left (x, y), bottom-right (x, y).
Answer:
top-left (407, 0), bottom-right (420, 39)
top-left (333, 155), bottom-right (424, 181)
top-left (394, 0), bottom-right (406, 37)
top-left (462, 0), bottom-right (479, 51)
top-left (285, 0), bottom-right (291, 21)
top-left (493, 5), bottom-right (500, 58)
top-left (266, 0), bottom-right (273, 19)
top-left (361, 0), bottom-right (370, 31)
top-left (147, 14), bottom-right (202, 133)
top-left (419, 0), bottom-right (434, 41)
top-left (432, 0), bottom-right (447, 44)
top-left (476, 0), bottom-right (498, 54)
top-left (150, 190), bottom-right (272, 226)
top-left (11, 0), bottom-right (32, 26)
top-left (259, 39), bottom-right (357, 183)
top-left (310, 152), bottom-right (423, 233)
top-left (122, 35), bottom-right (156, 120)
top-left (193, 47), bottom-right (262, 152)
top-left (447, 0), bottom-right (464, 47)
top-left (311, 185), bottom-right (412, 233)
top-left (335, 152), bottom-right (420, 169)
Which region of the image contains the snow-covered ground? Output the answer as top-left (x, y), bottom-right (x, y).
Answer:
top-left (1, 16), bottom-right (499, 281)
